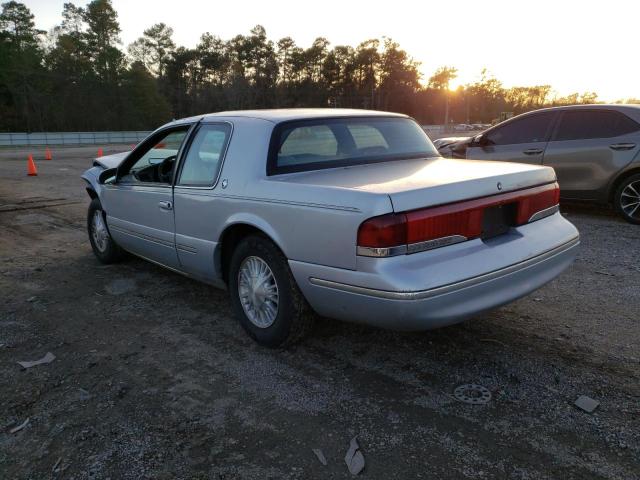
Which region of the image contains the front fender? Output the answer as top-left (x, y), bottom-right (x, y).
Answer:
top-left (81, 166), bottom-right (104, 200)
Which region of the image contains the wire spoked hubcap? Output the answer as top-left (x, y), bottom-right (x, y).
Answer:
top-left (91, 210), bottom-right (109, 253)
top-left (621, 181), bottom-right (640, 219)
top-left (238, 256), bottom-right (279, 328)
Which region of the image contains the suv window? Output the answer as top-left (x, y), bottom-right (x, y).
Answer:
top-left (484, 112), bottom-right (555, 146)
top-left (553, 110), bottom-right (640, 141)
top-left (119, 128), bottom-right (189, 184)
top-left (178, 124), bottom-right (232, 186)
top-left (270, 117), bottom-right (437, 174)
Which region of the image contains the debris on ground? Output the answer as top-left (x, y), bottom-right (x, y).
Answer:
top-left (575, 395), bottom-right (600, 413)
top-left (312, 448), bottom-right (327, 466)
top-left (480, 338), bottom-right (507, 347)
top-left (453, 384), bottom-right (492, 405)
top-left (79, 388), bottom-right (91, 401)
top-left (9, 418), bottom-right (30, 434)
top-left (52, 457), bottom-right (62, 472)
top-left (595, 271), bottom-right (615, 277)
top-left (17, 352), bottom-right (55, 369)
top-left (344, 437), bottom-right (365, 475)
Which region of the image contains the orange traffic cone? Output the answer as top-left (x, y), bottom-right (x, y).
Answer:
top-left (97, 147), bottom-right (103, 157)
top-left (27, 155), bottom-right (38, 176)
top-left (45, 147), bottom-right (52, 160)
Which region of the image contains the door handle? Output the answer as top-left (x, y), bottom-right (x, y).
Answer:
top-left (609, 143), bottom-right (636, 151)
top-left (523, 148), bottom-right (543, 155)
top-left (158, 201), bottom-right (173, 211)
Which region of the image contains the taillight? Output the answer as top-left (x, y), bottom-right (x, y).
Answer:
top-left (357, 182), bottom-right (560, 257)
top-left (357, 213), bottom-right (407, 248)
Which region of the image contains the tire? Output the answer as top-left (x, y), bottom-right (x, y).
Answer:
top-left (87, 197), bottom-right (125, 263)
top-left (228, 234), bottom-right (314, 347)
top-left (614, 173), bottom-right (640, 225)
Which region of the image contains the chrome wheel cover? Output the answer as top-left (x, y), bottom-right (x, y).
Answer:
top-left (621, 180), bottom-right (640, 219)
top-left (237, 256), bottom-right (279, 328)
top-left (91, 210), bottom-right (109, 253)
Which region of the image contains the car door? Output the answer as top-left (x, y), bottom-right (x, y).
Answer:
top-left (172, 122), bottom-right (233, 282)
top-left (466, 111), bottom-right (557, 164)
top-left (542, 109), bottom-right (640, 199)
top-left (101, 126), bottom-right (192, 268)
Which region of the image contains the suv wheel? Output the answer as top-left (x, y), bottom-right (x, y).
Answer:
top-left (615, 173), bottom-right (640, 224)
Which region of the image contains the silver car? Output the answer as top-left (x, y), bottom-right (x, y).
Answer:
top-left (442, 105), bottom-right (640, 224)
top-left (82, 109), bottom-right (579, 347)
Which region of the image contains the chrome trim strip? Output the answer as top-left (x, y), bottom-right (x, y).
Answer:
top-left (357, 235), bottom-right (469, 257)
top-left (110, 226), bottom-right (174, 248)
top-left (311, 236), bottom-right (580, 301)
top-left (171, 192), bottom-right (361, 212)
top-left (406, 235), bottom-right (468, 254)
top-left (176, 243), bottom-right (197, 254)
top-left (356, 245), bottom-right (407, 257)
top-left (528, 204), bottom-right (560, 223)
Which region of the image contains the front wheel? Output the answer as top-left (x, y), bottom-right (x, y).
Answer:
top-left (228, 235), bottom-right (314, 347)
top-left (87, 198), bottom-right (125, 263)
top-left (615, 173), bottom-right (640, 225)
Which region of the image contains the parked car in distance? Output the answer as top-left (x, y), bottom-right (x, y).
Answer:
top-left (82, 109), bottom-right (579, 347)
top-left (437, 105), bottom-right (640, 224)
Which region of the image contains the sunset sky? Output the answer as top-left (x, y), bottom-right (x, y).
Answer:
top-left (26, 0), bottom-right (640, 101)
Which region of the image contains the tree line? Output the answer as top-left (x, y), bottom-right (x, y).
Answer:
top-left (0, 0), bottom-right (638, 132)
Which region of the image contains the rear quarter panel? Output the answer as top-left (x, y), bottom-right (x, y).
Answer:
top-left (172, 117), bottom-right (394, 272)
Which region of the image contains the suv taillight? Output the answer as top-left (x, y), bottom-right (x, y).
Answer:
top-left (357, 183), bottom-right (560, 257)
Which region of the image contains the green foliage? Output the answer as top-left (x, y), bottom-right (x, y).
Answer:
top-left (0, 1), bottom-right (616, 132)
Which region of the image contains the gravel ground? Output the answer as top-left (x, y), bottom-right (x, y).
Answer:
top-left (0, 146), bottom-right (639, 479)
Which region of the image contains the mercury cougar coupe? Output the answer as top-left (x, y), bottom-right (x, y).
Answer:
top-left (82, 109), bottom-right (580, 347)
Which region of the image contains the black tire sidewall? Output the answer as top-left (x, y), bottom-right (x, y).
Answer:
top-left (615, 173), bottom-right (640, 225)
top-left (87, 198), bottom-right (122, 263)
top-left (228, 235), bottom-right (298, 347)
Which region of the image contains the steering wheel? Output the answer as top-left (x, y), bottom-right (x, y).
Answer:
top-left (158, 155), bottom-right (176, 183)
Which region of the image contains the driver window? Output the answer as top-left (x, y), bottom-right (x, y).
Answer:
top-left (120, 128), bottom-right (188, 184)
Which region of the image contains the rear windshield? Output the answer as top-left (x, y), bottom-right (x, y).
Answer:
top-left (267, 117), bottom-right (438, 174)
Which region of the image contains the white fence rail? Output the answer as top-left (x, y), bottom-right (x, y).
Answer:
top-left (0, 131), bottom-right (152, 146)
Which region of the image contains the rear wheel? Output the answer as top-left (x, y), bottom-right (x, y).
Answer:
top-left (615, 173), bottom-right (640, 224)
top-left (87, 198), bottom-right (124, 263)
top-left (228, 235), bottom-right (314, 347)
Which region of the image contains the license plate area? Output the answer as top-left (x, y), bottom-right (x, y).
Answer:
top-left (481, 203), bottom-right (517, 239)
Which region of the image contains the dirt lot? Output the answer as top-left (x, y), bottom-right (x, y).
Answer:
top-left (1, 146), bottom-right (639, 480)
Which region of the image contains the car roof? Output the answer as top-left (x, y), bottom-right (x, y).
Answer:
top-left (518, 103), bottom-right (640, 115)
top-left (168, 108), bottom-right (408, 126)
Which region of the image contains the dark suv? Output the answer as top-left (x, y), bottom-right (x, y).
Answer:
top-left (442, 105), bottom-right (640, 224)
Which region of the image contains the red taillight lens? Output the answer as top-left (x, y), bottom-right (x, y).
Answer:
top-left (405, 204), bottom-right (484, 244)
top-left (357, 182), bottom-right (560, 256)
top-left (516, 183), bottom-right (560, 224)
top-left (357, 213), bottom-right (407, 247)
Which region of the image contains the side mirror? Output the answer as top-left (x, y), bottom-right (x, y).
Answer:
top-left (98, 167), bottom-right (117, 185)
top-left (473, 134), bottom-right (489, 147)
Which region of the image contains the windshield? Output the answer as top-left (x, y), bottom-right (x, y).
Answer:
top-left (267, 117), bottom-right (439, 174)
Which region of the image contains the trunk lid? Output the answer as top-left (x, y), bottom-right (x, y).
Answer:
top-left (277, 157), bottom-right (557, 212)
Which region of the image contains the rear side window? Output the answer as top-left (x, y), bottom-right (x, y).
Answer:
top-left (269, 117), bottom-right (437, 174)
top-left (178, 123), bottom-right (231, 186)
top-left (553, 110), bottom-right (640, 141)
top-left (484, 112), bottom-right (555, 146)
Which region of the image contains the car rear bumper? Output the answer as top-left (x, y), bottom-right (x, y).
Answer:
top-left (289, 213), bottom-right (579, 330)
